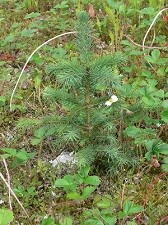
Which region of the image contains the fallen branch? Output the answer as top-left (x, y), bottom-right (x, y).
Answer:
top-left (142, 8), bottom-right (168, 51)
top-left (123, 34), bottom-right (167, 50)
top-left (0, 170), bottom-right (32, 224)
top-left (10, 31), bottom-right (77, 111)
top-left (2, 157), bottom-right (12, 210)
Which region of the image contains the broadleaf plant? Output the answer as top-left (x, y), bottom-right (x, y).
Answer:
top-left (54, 165), bottom-right (101, 201)
top-left (0, 208), bottom-right (14, 225)
top-left (145, 139), bottom-right (168, 161)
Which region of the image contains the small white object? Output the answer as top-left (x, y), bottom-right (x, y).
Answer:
top-left (49, 152), bottom-right (77, 167)
top-left (51, 191), bottom-right (56, 197)
top-left (105, 95), bottom-right (118, 106)
top-left (156, 123), bottom-right (161, 127)
top-left (43, 215), bottom-right (48, 219)
top-left (0, 200), bottom-right (4, 204)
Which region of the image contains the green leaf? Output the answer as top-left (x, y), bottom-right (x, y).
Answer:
top-left (140, 7), bottom-right (155, 15)
top-left (84, 218), bottom-right (103, 225)
top-left (145, 139), bottom-right (168, 156)
top-left (54, 179), bottom-right (70, 188)
top-left (158, 144), bottom-right (168, 155)
top-left (103, 215), bottom-right (117, 225)
top-left (123, 201), bottom-right (143, 216)
top-left (144, 55), bottom-right (155, 64)
top-left (119, 4), bottom-right (126, 14)
top-left (1, 148), bottom-right (17, 157)
top-left (141, 70), bottom-right (154, 78)
top-left (118, 211), bottom-right (126, 219)
top-left (31, 138), bottom-right (42, 145)
top-left (66, 192), bottom-right (82, 200)
top-left (61, 175), bottom-right (77, 192)
top-left (34, 75), bottom-right (42, 89)
top-left (31, 54), bottom-right (44, 65)
top-left (25, 12), bottom-right (41, 19)
top-left (21, 28), bottom-right (37, 37)
top-left (124, 126), bottom-right (142, 138)
top-left (163, 157), bottom-right (168, 164)
top-left (162, 100), bottom-right (168, 108)
top-left (145, 152), bottom-right (153, 161)
top-left (3, 34), bottom-right (15, 45)
top-left (34, 127), bottom-right (46, 138)
top-left (0, 18), bottom-right (5, 22)
top-left (45, 127), bottom-right (57, 136)
top-left (41, 217), bottom-right (55, 225)
top-left (84, 176), bottom-right (101, 186)
top-left (127, 205), bottom-right (144, 214)
top-left (16, 149), bottom-right (29, 161)
top-left (161, 109), bottom-right (168, 123)
top-left (161, 163), bottom-right (168, 172)
top-left (154, 90), bottom-right (164, 98)
top-left (0, 96), bottom-right (6, 107)
top-left (83, 209), bottom-right (105, 225)
top-left (0, 209), bottom-right (14, 225)
top-left (78, 165), bottom-right (90, 178)
top-left (59, 217), bottom-right (73, 225)
top-left (94, 195), bottom-right (115, 209)
top-left (82, 186), bottom-right (96, 199)
top-left (142, 96), bottom-right (156, 107)
top-left (151, 49), bottom-right (160, 61)
top-left (123, 200), bottom-right (132, 214)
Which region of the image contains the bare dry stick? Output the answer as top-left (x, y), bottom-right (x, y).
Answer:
top-left (9, 31), bottom-right (77, 111)
top-left (0, 172), bottom-right (31, 223)
top-left (123, 35), bottom-right (167, 50)
top-left (2, 157), bottom-right (12, 210)
top-left (120, 183), bottom-right (125, 208)
top-left (142, 8), bottom-right (168, 76)
top-left (150, 29), bottom-right (156, 48)
top-left (145, 30), bottom-right (160, 76)
top-left (142, 8), bottom-right (168, 51)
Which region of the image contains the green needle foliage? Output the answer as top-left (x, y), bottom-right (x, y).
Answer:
top-left (37, 11), bottom-right (133, 172)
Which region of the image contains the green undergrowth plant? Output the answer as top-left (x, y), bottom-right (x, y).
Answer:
top-left (40, 193), bottom-right (144, 225)
top-left (0, 148), bottom-right (35, 167)
top-left (121, 48), bottom-right (168, 158)
top-left (22, 11), bottom-right (138, 172)
top-left (144, 139), bottom-right (168, 171)
top-left (0, 208), bottom-right (14, 225)
top-left (54, 165), bottom-right (101, 201)
top-left (82, 198), bottom-right (143, 225)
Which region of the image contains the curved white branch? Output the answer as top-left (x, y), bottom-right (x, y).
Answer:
top-left (142, 8), bottom-right (168, 51)
top-left (10, 31), bottom-right (77, 111)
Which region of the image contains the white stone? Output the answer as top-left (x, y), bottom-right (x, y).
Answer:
top-left (49, 152), bottom-right (77, 167)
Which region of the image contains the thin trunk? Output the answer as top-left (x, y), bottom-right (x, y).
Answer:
top-left (85, 68), bottom-right (92, 137)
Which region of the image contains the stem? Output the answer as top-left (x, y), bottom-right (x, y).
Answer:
top-left (85, 68), bottom-right (91, 137)
top-left (2, 157), bottom-right (12, 210)
top-left (120, 183), bottom-right (125, 208)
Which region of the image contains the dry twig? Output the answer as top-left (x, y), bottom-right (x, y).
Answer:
top-left (2, 157), bottom-right (12, 210)
top-left (0, 171), bottom-right (32, 223)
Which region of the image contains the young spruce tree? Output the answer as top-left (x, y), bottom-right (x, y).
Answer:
top-left (41, 12), bottom-right (133, 172)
